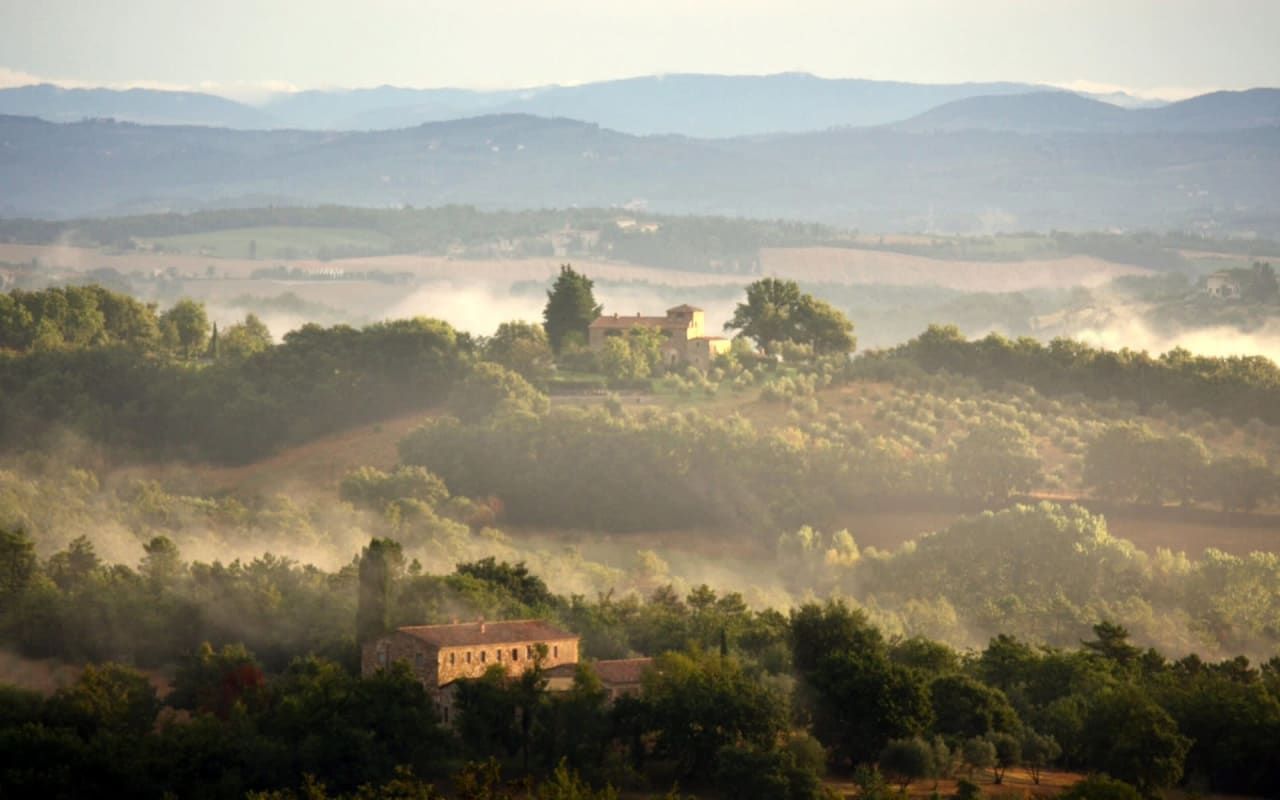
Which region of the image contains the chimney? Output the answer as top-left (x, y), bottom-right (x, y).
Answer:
top-left (636, 311), bottom-right (641, 317)
top-left (613, 312), bottom-right (618, 319)
top-left (479, 622), bottom-right (486, 634)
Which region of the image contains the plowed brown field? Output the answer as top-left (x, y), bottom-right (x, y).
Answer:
top-left (759, 247), bottom-right (1150, 291)
top-left (6, 243), bottom-right (1152, 292)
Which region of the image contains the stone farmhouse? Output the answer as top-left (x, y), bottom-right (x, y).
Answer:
top-left (1205, 270), bottom-right (1243, 299)
top-left (545, 657), bottom-right (652, 701)
top-left (588, 304), bottom-right (732, 370)
top-left (362, 619), bottom-right (652, 723)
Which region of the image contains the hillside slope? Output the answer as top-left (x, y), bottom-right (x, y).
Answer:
top-left (3, 113), bottom-right (1277, 234)
top-left (896, 88), bottom-right (1280, 133)
top-left (122, 411), bottom-right (432, 495)
top-left (328, 73), bottom-right (1046, 136)
top-left (0, 83), bottom-right (278, 128)
top-left (3, 74), bottom-right (1046, 135)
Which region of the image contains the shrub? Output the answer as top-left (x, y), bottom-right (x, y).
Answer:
top-left (1058, 775), bottom-right (1141, 800)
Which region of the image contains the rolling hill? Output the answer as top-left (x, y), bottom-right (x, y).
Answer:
top-left (0, 83), bottom-right (279, 129)
top-left (897, 88), bottom-right (1280, 134)
top-left (4, 75), bottom-right (1268, 140)
top-left (1144, 87), bottom-right (1280, 131)
top-left (1, 112), bottom-right (1277, 234)
top-left (0, 73), bottom-right (1058, 135)
top-left (312, 73), bottom-right (1048, 137)
top-left (896, 91), bottom-right (1136, 133)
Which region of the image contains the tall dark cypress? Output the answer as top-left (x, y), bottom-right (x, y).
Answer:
top-left (356, 538), bottom-right (399, 647)
top-left (542, 264), bottom-right (603, 353)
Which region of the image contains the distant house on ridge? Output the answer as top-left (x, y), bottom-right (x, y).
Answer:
top-left (588, 304), bottom-right (731, 370)
top-left (1205, 270), bottom-right (1242, 299)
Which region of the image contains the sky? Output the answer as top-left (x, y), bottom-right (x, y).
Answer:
top-left (1, 0), bottom-right (1277, 102)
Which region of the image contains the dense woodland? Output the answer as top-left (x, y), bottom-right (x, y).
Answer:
top-left (0, 285), bottom-right (472, 462)
top-left (889, 323), bottom-right (1280, 426)
top-left (1, 534), bottom-right (1278, 799)
top-left (1, 274), bottom-right (1280, 797)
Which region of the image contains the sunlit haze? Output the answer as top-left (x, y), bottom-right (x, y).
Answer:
top-left (1, 0), bottom-right (1277, 100)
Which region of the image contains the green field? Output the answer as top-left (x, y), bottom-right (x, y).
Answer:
top-left (145, 225), bottom-right (394, 260)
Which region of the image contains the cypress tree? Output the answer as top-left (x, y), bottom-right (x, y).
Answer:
top-left (542, 264), bottom-right (602, 353)
top-left (357, 538), bottom-right (401, 646)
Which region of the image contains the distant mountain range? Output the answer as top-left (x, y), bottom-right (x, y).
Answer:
top-left (0, 73), bottom-right (1178, 137)
top-left (0, 84), bottom-right (279, 129)
top-left (271, 74), bottom-right (1051, 136)
top-left (897, 89), bottom-right (1280, 134)
top-left (2, 104), bottom-right (1277, 234)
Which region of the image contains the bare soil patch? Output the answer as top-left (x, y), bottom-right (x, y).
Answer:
top-left (1, 244), bottom-right (746, 287)
top-left (760, 247), bottom-right (1150, 291)
top-left (1093, 505), bottom-right (1280, 558)
top-left (117, 411), bottom-right (435, 496)
top-left (7, 242), bottom-right (1156, 293)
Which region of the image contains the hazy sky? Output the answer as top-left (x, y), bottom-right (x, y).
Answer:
top-left (2, 0), bottom-right (1277, 101)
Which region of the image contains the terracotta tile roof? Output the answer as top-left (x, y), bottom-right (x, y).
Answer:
top-left (396, 620), bottom-right (577, 648)
top-left (593, 658), bottom-right (653, 685)
top-left (589, 314), bottom-right (689, 330)
top-left (546, 658), bottom-right (654, 685)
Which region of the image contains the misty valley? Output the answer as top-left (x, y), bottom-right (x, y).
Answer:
top-left (2, 57), bottom-right (1280, 800)
top-left (2, 242), bottom-right (1280, 798)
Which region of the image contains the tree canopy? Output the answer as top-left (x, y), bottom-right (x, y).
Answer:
top-left (542, 265), bottom-right (602, 353)
top-left (724, 278), bottom-right (856, 355)
top-left (948, 420), bottom-right (1041, 503)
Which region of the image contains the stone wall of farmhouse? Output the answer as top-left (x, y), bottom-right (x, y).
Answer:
top-left (362, 633), bottom-right (579, 692)
top-left (435, 637), bottom-right (579, 684)
top-left (361, 633), bottom-right (440, 685)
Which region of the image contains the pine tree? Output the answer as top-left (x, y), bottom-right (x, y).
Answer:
top-left (357, 538), bottom-right (402, 646)
top-left (543, 264), bottom-right (602, 353)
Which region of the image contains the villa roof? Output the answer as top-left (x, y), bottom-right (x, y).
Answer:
top-left (395, 620), bottom-right (577, 648)
top-left (546, 658), bottom-right (654, 685)
top-left (589, 314), bottom-right (689, 330)
top-left (592, 658), bottom-right (653, 685)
